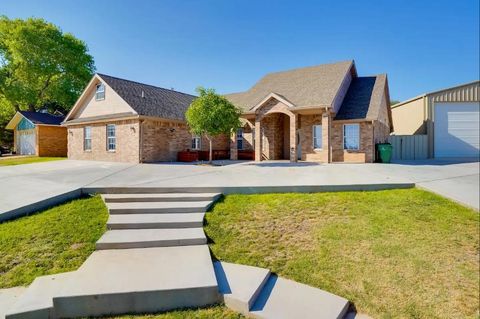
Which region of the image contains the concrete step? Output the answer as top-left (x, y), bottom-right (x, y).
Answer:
top-left (214, 261), bottom-right (271, 315)
top-left (249, 276), bottom-right (349, 319)
top-left (53, 246), bottom-right (220, 318)
top-left (102, 193), bottom-right (221, 203)
top-left (96, 228), bottom-right (207, 249)
top-left (0, 287), bottom-right (27, 319)
top-left (107, 201), bottom-right (214, 214)
top-left (5, 272), bottom-right (74, 319)
top-left (107, 213), bottom-right (205, 229)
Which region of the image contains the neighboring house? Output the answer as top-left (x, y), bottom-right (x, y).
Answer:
top-left (63, 74), bottom-right (228, 163)
top-left (226, 60), bottom-right (392, 163)
top-left (392, 81), bottom-right (479, 158)
top-left (5, 111), bottom-right (67, 157)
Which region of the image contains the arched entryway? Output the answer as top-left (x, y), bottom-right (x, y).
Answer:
top-left (260, 112), bottom-right (292, 160)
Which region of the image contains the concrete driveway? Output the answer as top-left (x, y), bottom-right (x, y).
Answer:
top-left (1, 158), bottom-right (478, 221)
top-left (0, 160), bottom-right (133, 220)
top-left (86, 159), bottom-right (479, 209)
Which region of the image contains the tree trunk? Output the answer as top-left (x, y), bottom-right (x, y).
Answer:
top-left (28, 104), bottom-right (36, 112)
top-left (208, 137), bottom-right (213, 164)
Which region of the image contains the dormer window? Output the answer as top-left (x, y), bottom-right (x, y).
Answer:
top-left (95, 83), bottom-right (105, 101)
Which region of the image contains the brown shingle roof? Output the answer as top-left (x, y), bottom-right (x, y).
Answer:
top-left (225, 61), bottom-right (354, 111)
top-left (97, 74), bottom-right (197, 121)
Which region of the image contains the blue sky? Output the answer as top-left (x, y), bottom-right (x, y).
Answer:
top-left (2, 0), bottom-right (479, 101)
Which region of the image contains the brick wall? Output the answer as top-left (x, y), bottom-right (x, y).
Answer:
top-left (331, 121), bottom-right (374, 163)
top-left (298, 114), bottom-right (330, 162)
top-left (67, 119), bottom-right (140, 163)
top-left (67, 118), bottom-right (229, 163)
top-left (36, 125), bottom-right (67, 157)
top-left (241, 124), bottom-right (255, 151)
top-left (141, 118), bottom-right (229, 162)
top-left (261, 113), bottom-right (288, 160)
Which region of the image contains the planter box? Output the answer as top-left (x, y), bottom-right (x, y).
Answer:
top-left (238, 150), bottom-right (255, 160)
top-left (177, 151), bottom-right (199, 162)
top-left (178, 150), bottom-right (230, 162)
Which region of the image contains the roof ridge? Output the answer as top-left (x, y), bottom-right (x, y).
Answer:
top-left (261, 60), bottom-right (354, 78)
top-left (96, 73), bottom-right (197, 98)
top-left (19, 110), bottom-right (64, 117)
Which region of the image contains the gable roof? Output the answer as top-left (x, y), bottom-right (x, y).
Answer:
top-left (335, 74), bottom-right (392, 129)
top-left (225, 60), bottom-right (354, 111)
top-left (19, 111), bottom-right (65, 125)
top-left (97, 74), bottom-right (196, 121)
top-left (6, 111), bottom-right (64, 130)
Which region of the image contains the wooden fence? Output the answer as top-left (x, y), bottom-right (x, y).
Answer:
top-left (388, 135), bottom-right (428, 160)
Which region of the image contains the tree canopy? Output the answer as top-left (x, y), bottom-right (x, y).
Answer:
top-left (0, 16), bottom-right (95, 145)
top-left (186, 87), bottom-right (242, 162)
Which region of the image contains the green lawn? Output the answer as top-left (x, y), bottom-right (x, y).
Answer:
top-left (0, 156), bottom-right (65, 166)
top-left (0, 195), bottom-right (107, 288)
top-left (1, 189), bottom-right (478, 318)
top-left (205, 189), bottom-right (479, 319)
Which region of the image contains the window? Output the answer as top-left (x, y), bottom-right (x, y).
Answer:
top-left (313, 125), bottom-right (322, 149)
top-left (95, 83), bottom-right (105, 101)
top-left (236, 128), bottom-right (244, 150)
top-left (191, 135), bottom-right (201, 150)
top-left (106, 124), bottom-right (116, 151)
top-left (343, 124), bottom-right (360, 150)
top-left (84, 126), bottom-right (92, 151)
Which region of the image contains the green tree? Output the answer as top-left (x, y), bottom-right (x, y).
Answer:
top-left (186, 87), bottom-right (242, 164)
top-left (0, 16), bottom-right (95, 145)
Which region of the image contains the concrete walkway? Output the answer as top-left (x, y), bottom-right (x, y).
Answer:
top-left (4, 192), bottom-right (221, 318)
top-left (0, 159), bottom-right (478, 222)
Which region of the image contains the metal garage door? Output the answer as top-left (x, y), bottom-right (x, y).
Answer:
top-left (434, 102), bottom-right (480, 158)
top-left (16, 129), bottom-right (36, 155)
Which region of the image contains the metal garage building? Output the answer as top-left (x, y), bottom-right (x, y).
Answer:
top-left (391, 81), bottom-right (479, 159)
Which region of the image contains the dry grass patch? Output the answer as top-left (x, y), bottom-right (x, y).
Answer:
top-left (205, 189), bottom-right (479, 318)
top-left (105, 305), bottom-right (244, 318)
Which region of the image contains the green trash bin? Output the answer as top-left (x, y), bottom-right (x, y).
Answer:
top-left (377, 143), bottom-right (393, 163)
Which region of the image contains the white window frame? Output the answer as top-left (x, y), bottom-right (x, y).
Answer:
top-left (236, 128), bottom-right (244, 150)
top-left (312, 125), bottom-right (322, 149)
top-left (84, 126), bottom-right (92, 151)
top-left (95, 83), bottom-right (105, 101)
top-left (343, 124), bottom-right (360, 150)
top-left (191, 135), bottom-right (201, 150)
top-left (106, 124), bottom-right (116, 152)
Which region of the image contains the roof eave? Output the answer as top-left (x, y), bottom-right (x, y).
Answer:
top-left (62, 113), bottom-right (139, 126)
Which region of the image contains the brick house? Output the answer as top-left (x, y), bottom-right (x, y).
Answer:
top-left (64, 60), bottom-right (391, 163)
top-left (6, 111), bottom-right (67, 157)
top-left (63, 74), bottom-right (228, 163)
top-left (226, 60), bottom-right (392, 163)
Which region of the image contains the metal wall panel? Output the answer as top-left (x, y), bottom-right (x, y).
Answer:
top-left (389, 135), bottom-right (428, 160)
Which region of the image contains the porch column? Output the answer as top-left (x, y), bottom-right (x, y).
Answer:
top-left (289, 114), bottom-right (297, 162)
top-left (254, 117), bottom-right (262, 161)
top-left (322, 112), bottom-right (332, 163)
top-left (230, 131), bottom-right (238, 160)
